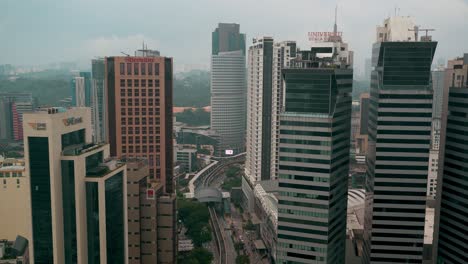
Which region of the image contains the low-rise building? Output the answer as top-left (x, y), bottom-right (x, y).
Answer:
top-left (0, 235), bottom-right (29, 264)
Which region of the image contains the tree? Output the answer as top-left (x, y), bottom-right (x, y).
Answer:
top-left (177, 198), bottom-right (212, 246)
top-left (236, 255), bottom-right (250, 264)
top-left (178, 248), bottom-right (213, 264)
top-left (175, 108), bottom-right (210, 126)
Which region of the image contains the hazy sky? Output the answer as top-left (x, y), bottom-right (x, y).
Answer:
top-left (1, 0), bottom-right (467, 73)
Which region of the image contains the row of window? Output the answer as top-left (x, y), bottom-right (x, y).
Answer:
top-left (120, 108), bottom-right (161, 116)
top-left (0, 172), bottom-right (23, 177)
top-left (121, 126), bottom-right (160, 135)
top-left (120, 88), bottom-right (160, 97)
top-left (122, 136), bottom-right (161, 144)
top-left (121, 117), bottom-right (160, 125)
top-left (119, 62), bottom-right (160, 76)
top-left (119, 79), bottom-right (160, 88)
top-left (120, 98), bottom-right (160, 107)
top-left (122, 145), bottom-right (160, 154)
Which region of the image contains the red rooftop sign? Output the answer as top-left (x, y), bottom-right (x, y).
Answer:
top-left (124, 57), bottom-right (155, 63)
top-left (308, 32), bottom-right (343, 42)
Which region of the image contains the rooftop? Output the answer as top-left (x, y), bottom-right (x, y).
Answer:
top-left (62, 143), bottom-right (106, 156)
top-left (0, 166), bottom-right (25, 172)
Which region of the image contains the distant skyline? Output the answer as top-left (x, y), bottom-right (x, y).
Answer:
top-left (2, 0), bottom-right (468, 73)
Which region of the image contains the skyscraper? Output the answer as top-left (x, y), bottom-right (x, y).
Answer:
top-left (276, 26), bottom-right (353, 263)
top-left (243, 37), bottom-right (296, 210)
top-left (24, 107), bottom-right (128, 264)
top-left (92, 58), bottom-right (107, 143)
top-left (210, 23), bottom-right (247, 155)
top-left (0, 93), bottom-right (34, 141)
top-left (105, 50), bottom-right (177, 263)
top-left (434, 54), bottom-right (468, 264)
top-left (105, 52), bottom-right (174, 193)
top-left (362, 16), bottom-right (437, 263)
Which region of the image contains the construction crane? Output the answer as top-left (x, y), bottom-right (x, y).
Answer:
top-left (408, 25), bottom-right (435, 41)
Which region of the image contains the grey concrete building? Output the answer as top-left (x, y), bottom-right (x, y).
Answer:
top-left (210, 23), bottom-right (246, 155)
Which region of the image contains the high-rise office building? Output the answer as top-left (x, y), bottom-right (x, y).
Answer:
top-left (91, 59), bottom-right (107, 143)
top-left (246, 36), bottom-right (274, 185)
top-left (105, 50), bottom-right (177, 263)
top-left (362, 16), bottom-right (437, 263)
top-left (243, 37), bottom-right (296, 210)
top-left (210, 23), bottom-right (247, 155)
top-left (434, 54), bottom-right (468, 264)
top-left (72, 77), bottom-right (86, 107)
top-left (105, 52), bottom-right (174, 193)
top-left (0, 93), bottom-right (34, 141)
top-left (356, 93), bottom-right (370, 155)
top-left (276, 25), bottom-right (353, 263)
top-left (24, 107), bottom-right (128, 264)
top-left (426, 68), bottom-right (445, 199)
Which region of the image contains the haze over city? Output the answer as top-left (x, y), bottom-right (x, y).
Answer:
top-left (2, 0), bottom-right (468, 72)
top-left (1, 0), bottom-right (468, 263)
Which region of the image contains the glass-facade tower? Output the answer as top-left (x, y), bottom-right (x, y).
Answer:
top-left (277, 49), bottom-right (353, 263)
top-left (362, 41), bottom-right (437, 263)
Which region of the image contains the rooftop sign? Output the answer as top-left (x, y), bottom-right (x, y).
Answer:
top-left (63, 117), bottom-right (83, 126)
top-left (124, 57), bottom-right (155, 63)
top-left (308, 32), bottom-right (343, 42)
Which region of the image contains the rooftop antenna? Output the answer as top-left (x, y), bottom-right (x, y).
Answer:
top-left (333, 5), bottom-right (338, 34)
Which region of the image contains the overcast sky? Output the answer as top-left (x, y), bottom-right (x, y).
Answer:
top-left (1, 0), bottom-right (467, 73)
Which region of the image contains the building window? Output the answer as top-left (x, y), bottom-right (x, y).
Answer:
top-left (127, 79), bottom-right (132, 87)
top-left (155, 63), bottom-right (160, 75)
top-left (127, 63), bottom-right (132, 75)
top-left (134, 63), bottom-right (139, 75)
top-left (120, 79), bottom-right (125, 87)
top-left (155, 79), bottom-right (160, 87)
top-left (120, 63), bottom-right (125, 75)
top-left (141, 63), bottom-right (146, 75)
top-left (141, 79), bottom-right (146, 87)
top-left (148, 79), bottom-right (153, 87)
top-left (134, 79), bottom-right (139, 87)
top-left (148, 63), bottom-right (153, 75)
top-left (120, 99), bottom-right (126, 106)
top-left (134, 89), bottom-right (139, 96)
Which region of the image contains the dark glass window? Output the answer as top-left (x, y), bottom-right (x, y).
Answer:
top-left (106, 172), bottom-right (124, 264)
top-left (134, 63), bottom-right (139, 75)
top-left (155, 63), bottom-right (160, 75)
top-left (148, 63), bottom-right (153, 75)
top-left (86, 182), bottom-right (100, 264)
top-left (29, 137), bottom-right (54, 264)
top-left (61, 129), bottom-right (85, 150)
top-left (141, 63), bottom-right (146, 75)
top-left (127, 63), bottom-right (132, 75)
top-left (62, 160), bottom-right (77, 264)
top-left (119, 63), bottom-right (125, 75)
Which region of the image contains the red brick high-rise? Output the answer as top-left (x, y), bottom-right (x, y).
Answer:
top-left (105, 50), bottom-right (177, 264)
top-left (105, 52), bottom-right (174, 193)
